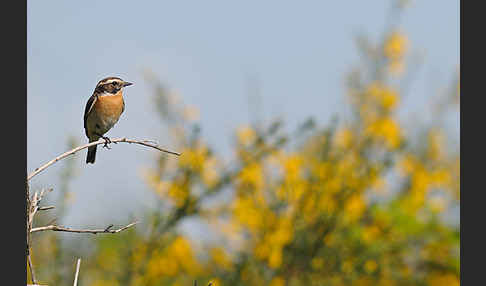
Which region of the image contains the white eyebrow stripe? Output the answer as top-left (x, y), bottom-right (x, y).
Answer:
top-left (103, 79), bottom-right (122, 84)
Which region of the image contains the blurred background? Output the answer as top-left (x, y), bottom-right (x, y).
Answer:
top-left (27, 0), bottom-right (459, 285)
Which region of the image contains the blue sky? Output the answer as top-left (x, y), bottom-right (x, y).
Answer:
top-left (27, 0), bottom-right (459, 229)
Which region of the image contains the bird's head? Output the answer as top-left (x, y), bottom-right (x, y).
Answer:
top-left (95, 77), bottom-right (133, 94)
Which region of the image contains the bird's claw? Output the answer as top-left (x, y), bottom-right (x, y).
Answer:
top-left (102, 136), bottom-right (112, 149)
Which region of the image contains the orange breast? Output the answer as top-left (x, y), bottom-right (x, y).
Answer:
top-left (95, 92), bottom-right (124, 119)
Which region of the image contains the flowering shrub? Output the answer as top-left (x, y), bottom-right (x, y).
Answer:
top-left (31, 2), bottom-right (459, 285)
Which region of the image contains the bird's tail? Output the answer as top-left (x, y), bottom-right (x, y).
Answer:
top-left (86, 144), bottom-right (97, 164)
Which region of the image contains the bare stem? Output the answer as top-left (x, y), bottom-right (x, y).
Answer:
top-left (27, 188), bottom-right (51, 285)
top-left (38, 206), bottom-right (55, 211)
top-left (73, 258), bottom-right (81, 286)
top-left (31, 221), bottom-right (138, 234)
top-left (27, 137), bottom-right (180, 181)
top-left (28, 253), bottom-right (36, 284)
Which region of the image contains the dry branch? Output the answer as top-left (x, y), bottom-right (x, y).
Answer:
top-left (38, 206), bottom-right (55, 211)
top-left (27, 254), bottom-right (36, 285)
top-left (28, 189), bottom-right (52, 227)
top-left (31, 221), bottom-right (138, 234)
top-left (27, 188), bottom-right (52, 285)
top-left (26, 137), bottom-right (171, 283)
top-left (73, 258), bottom-right (81, 286)
top-left (27, 137), bottom-right (180, 181)
top-left (26, 187), bottom-right (137, 283)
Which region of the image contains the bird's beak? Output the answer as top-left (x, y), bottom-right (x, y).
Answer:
top-left (123, 81), bottom-right (133, 87)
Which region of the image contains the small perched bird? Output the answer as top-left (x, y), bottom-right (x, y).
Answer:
top-left (84, 76), bottom-right (133, 164)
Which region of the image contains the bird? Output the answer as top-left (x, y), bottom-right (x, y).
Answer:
top-left (83, 76), bottom-right (133, 164)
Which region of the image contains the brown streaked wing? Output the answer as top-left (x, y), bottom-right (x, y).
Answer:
top-left (83, 94), bottom-right (98, 137)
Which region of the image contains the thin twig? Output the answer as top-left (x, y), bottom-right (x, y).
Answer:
top-left (31, 221), bottom-right (138, 234)
top-left (29, 189), bottom-right (52, 227)
top-left (27, 188), bottom-right (53, 285)
top-left (104, 224), bottom-right (114, 231)
top-left (73, 258), bottom-right (81, 286)
top-left (28, 253), bottom-right (36, 284)
top-left (38, 206), bottom-right (55, 211)
top-left (26, 181), bottom-right (36, 285)
top-left (27, 137), bottom-right (180, 181)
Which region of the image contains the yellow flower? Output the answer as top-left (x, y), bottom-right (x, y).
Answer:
top-left (268, 217), bottom-right (293, 245)
top-left (364, 259), bottom-right (378, 273)
top-left (232, 196), bottom-right (264, 232)
top-left (429, 195), bottom-right (446, 213)
top-left (282, 154), bottom-right (303, 182)
top-left (362, 225), bottom-right (381, 243)
top-left (365, 117), bottom-right (402, 149)
top-left (167, 184), bottom-right (189, 207)
top-left (381, 88), bottom-right (399, 110)
top-left (182, 105), bottom-right (200, 122)
top-left (132, 243), bottom-right (148, 266)
top-left (311, 257), bottom-right (325, 270)
top-left (342, 259), bottom-right (354, 274)
top-left (254, 242), bottom-right (271, 259)
top-left (384, 32), bottom-right (408, 60)
top-left (355, 277), bottom-right (374, 286)
top-left (399, 154), bottom-right (416, 175)
top-left (312, 161), bottom-right (331, 180)
top-left (146, 251), bottom-right (178, 277)
top-left (427, 273), bottom-right (459, 286)
top-left (210, 247), bottom-right (232, 271)
top-left (334, 127), bottom-right (354, 149)
top-left (236, 125), bottom-right (257, 146)
top-left (326, 177), bottom-right (343, 194)
top-left (323, 233), bottom-right (335, 246)
top-left (405, 187), bottom-right (426, 212)
top-left (456, 79), bottom-right (460, 103)
top-left (301, 194), bottom-right (318, 223)
top-left (318, 192), bottom-right (337, 214)
top-left (366, 83), bottom-right (399, 111)
top-left (344, 194), bottom-right (366, 222)
top-left (389, 59), bottom-right (405, 76)
top-left (240, 267), bottom-right (251, 281)
top-left (378, 278), bottom-right (396, 286)
top-left (427, 130), bottom-right (445, 161)
top-left (171, 237), bottom-right (191, 259)
top-left (237, 163), bottom-right (264, 190)
top-left (371, 176), bottom-right (387, 194)
top-left (167, 237), bottom-right (202, 275)
top-left (90, 279), bottom-right (119, 286)
top-left (179, 145), bottom-right (208, 171)
top-left (269, 276), bottom-right (285, 286)
top-left (411, 169), bottom-right (430, 193)
top-left (366, 82), bottom-right (383, 100)
top-left (430, 169), bottom-right (451, 186)
top-left (208, 278), bottom-right (222, 286)
top-left (202, 157), bottom-right (220, 187)
top-left (268, 247), bottom-right (282, 268)
top-left (154, 181), bottom-right (171, 197)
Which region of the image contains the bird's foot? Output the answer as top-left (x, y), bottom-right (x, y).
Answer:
top-left (101, 136), bottom-right (112, 149)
